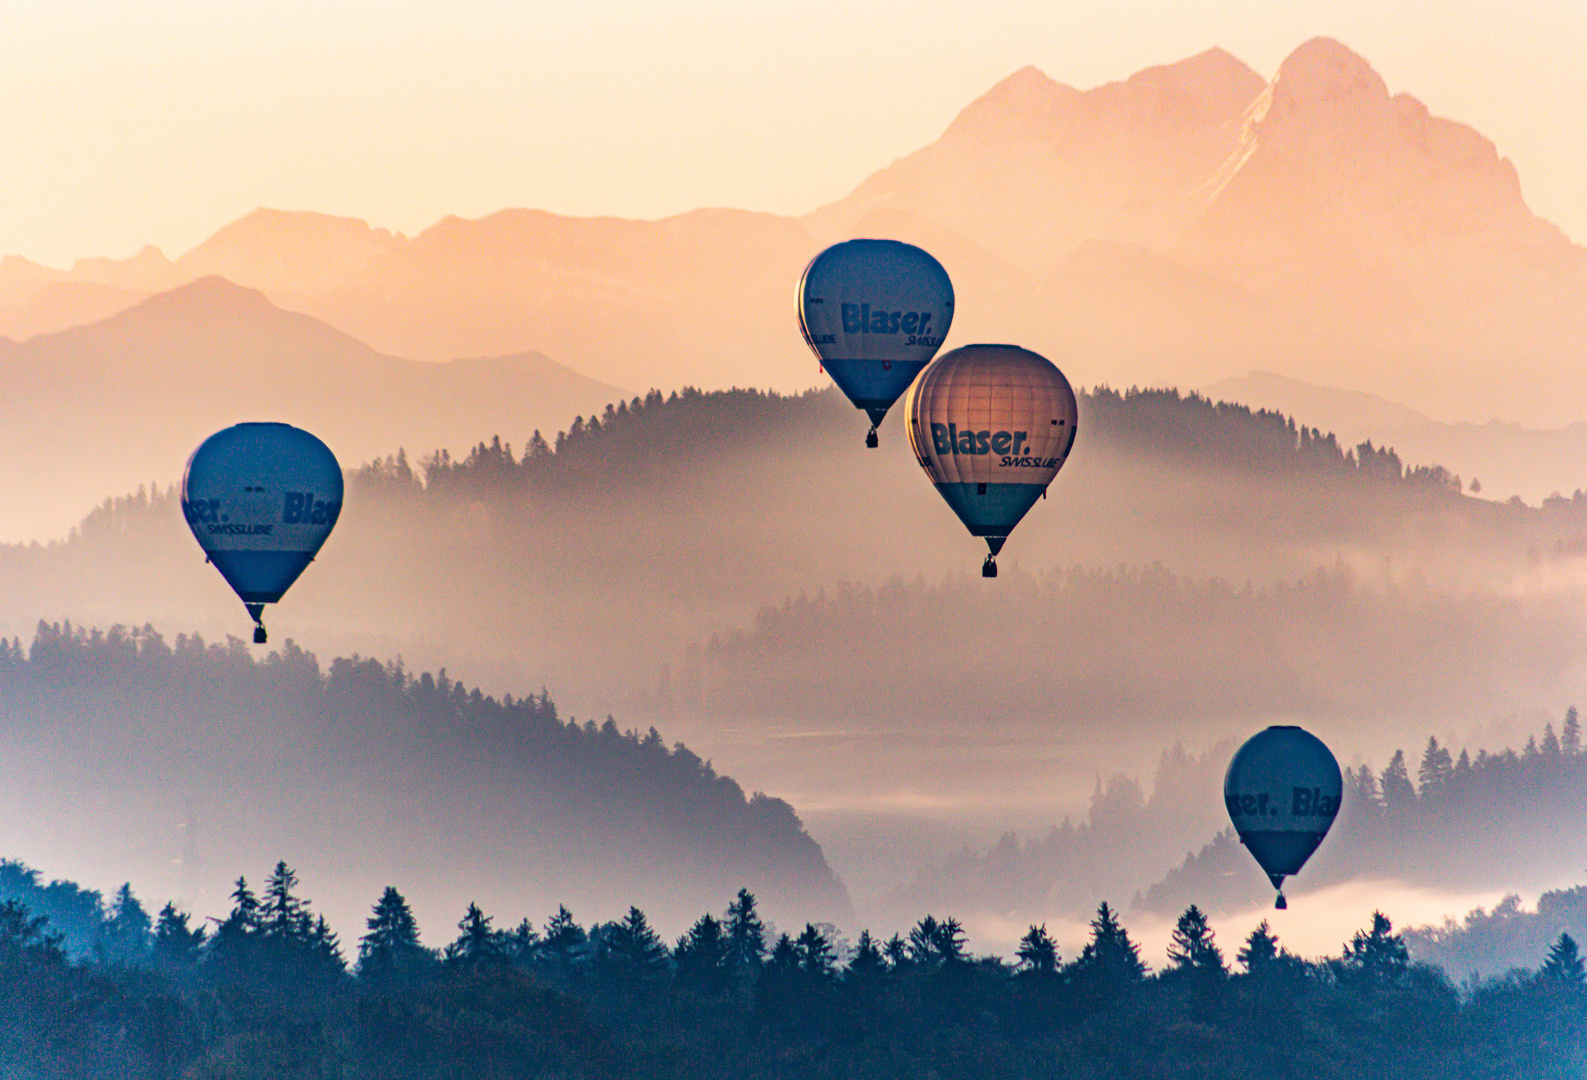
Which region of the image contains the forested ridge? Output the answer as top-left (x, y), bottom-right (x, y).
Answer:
top-left (1141, 712), bottom-right (1587, 917)
top-left (888, 713), bottom-right (1587, 965)
top-left (0, 854), bottom-right (1582, 1079)
top-left (5, 382), bottom-right (1583, 725)
top-left (685, 563), bottom-right (1586, 722)
top-left (0, 622), bottom-right (849, 926)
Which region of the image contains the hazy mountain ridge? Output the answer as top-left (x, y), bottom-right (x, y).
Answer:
top-left (0, 621), bottom-right (851, 935)
top-left (806, 48), bottom-right (1267, 267)
top-left (1208, 370), bottom-right (1587, 503)
top-left (2, 381), bottom-right (1579, 731)
top-left (3, 38), bottom-right (1585, 425)
top-left (884, 715), bottom-right (1586, 944)
top-left (1137, 716), bottom-right (1587, 920)
top-left (0, 277), bottom-right (628, 542)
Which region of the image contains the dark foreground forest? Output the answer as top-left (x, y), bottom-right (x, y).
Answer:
top-left (0, 859), bottom-right (1582, 1080)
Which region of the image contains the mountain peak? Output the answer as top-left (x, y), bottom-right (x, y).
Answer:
top-left (141, 273), bottom-right (272, 306)
top-left (1269, 37), bottom-right (1388, 116)
top-left (177, 208), bottom-right (403, 294)
top-left (946, 65), bottom-right (1081, 141)
top-left (1124, 46), bottom-right (1264, 100)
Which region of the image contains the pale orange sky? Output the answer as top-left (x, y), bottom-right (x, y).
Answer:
top-left (1, 0), bottom-right (1583, 266)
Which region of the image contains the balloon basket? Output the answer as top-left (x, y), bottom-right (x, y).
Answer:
top-left (865, 428), bottom-right (879, 449)
top-left (982, 556), bottom-right (997, 579)
top-left (253, 626), bottom-right (268, 645)
top-left (1274, 891), bottom-right (1287, 910)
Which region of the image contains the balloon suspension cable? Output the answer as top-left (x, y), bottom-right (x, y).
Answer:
top-left (865, 426), bottom-right (879, 449)
top-left (982, 554), bottom-right (998, 579)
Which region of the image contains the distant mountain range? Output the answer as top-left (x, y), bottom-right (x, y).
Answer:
top-left (4, 38), bottom-right (1584, 429)
top-left (0, 277), bottom-right (625, 541)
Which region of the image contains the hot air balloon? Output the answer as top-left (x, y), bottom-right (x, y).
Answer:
top-left (1224, 726), bottom-right (1342, 909)
top-left (903, 344), bottom-right (1077, 577)
top-left (798, 239), bottom-right (954, 448)
top-left (182, 423), bottom-right (342, 644)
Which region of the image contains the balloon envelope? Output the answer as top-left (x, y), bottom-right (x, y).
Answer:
top-left (182, 423), bottom-right (342, 608)
top-left (798, 239), bottom-right (954, 429)
top-left (903, 344), bottom-right (1077, 554)
top-left (1224, 725), bottom-right (1342, 890)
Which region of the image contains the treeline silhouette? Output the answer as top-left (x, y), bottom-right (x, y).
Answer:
top-left (379, 384), bottom-right (1478, 502)
top-left (0, 622), bottom-right (848, 925)
top-left (1141, 711), bottom-right (1587, 917)
top-left (0, 857), bottom-right (1581, 1079)
top-left (1406, 884), bottom-right (1587, 984)
top-left (4, 383), bottom-right (1584, 719)
top-left (686, 564), bottom-right (1587, 722)
top-left (888, 715), bottom-right (1587, 945)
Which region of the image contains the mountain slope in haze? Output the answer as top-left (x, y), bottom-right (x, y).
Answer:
top-left (0, 276), bottom-right (627, 542)
top-left (1208, 371), bottom-right (1587, 504)
top-left (806, 48), bottom-right (1266, 270)
top-left (0, 623), bottom-right (850, 938)
top-left (5, 383), bottom-right (1583, 744)
top-left (6, 39), bottom-right (1587, 426)
top-left (1177, 38), bottom-right (1587, 420)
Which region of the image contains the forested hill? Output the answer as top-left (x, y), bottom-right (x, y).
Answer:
top-left (876, 715), bottom-right (1587, 955)
top-left (1138, 715), bottom-right (1587, 920)
top-left (0, 622), bottom-right (850, 935)
top-left (4, 383), bottom-right (1582, 723)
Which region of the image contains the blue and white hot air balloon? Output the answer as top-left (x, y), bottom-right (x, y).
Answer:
top-left (1224, 726), bottom-right (1343, 909)
top-left (182, 423), bottom-right (342, 643)
top-left (904, 344), bottom-right (1078, 577)
top-left (798, 239), bottom-right (954, 447)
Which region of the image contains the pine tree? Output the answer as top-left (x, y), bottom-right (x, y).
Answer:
top-left (542, 905), bottom-right (587, 967)
top-left (1237, 921), bottom-right (1279, 974)
top-left (358, 886), bottom-right (429, 982)
top-left (881, 933), bottom-right (909, 970)
top-left (907, 916), bottom-right (942, 966)
top-left (601, 906), bottom-right (666, 973)
top-left (152, 903), bottom-right (206, 969)
top-left (260, 862), bottom-right (307, 942)
top-left (1070, 902), bottom-right (1147, 996)
top-left (445, 903), bottom-right (502, 968)
top-left (794, 924), bottom-right (835, 977)
top-left (97, 883), bottom-right (152, 966)
top-left (308, 914), bottom-right (345, 973)
top-left (725, 888), bottom-right (765, 972)
top-left (1563, 707), bottom-right (1581, 757)
top-left (765, 933), bottom-right (798, 973)
top-left (1339, 911), bottom-right (1409, 985)
top-left (208, 877), bottom-right (260, 970)
top-left (1380, 751), bottom-right (1416, 816)
top-left (1417, 738), bottom-right (1454, 802)
top-left (1166, 905), bottom-right (1225, 980)
top-left (502, 918), bottom-right (539, 964)
top-left (1541, 724), bottom-right (1562, 764)
top-left (674, 914), bottom-right (729, 993)
top-left (845, 930), bottom-right (886, 980)
top-left (1015, 924), bottom-right (1058, 976)
top-left (1541, 933), bottom-right (1585, 984)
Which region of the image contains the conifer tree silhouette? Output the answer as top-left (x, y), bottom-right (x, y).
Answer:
top-left (725, 889), bottom-right (765, 973)
top-left (1016, 924), bottom-right (1058, 977)
top-left (358, 886), bottom-right (429, 982)
top-left (1541, 933), bottom-right (1585, 984)
top-left (1166, 905), bottom-right (1225, 980)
